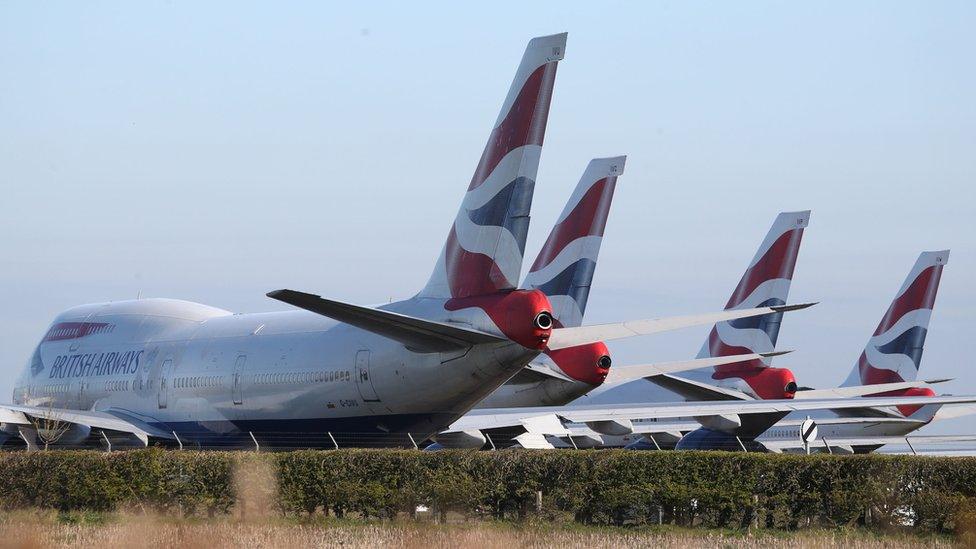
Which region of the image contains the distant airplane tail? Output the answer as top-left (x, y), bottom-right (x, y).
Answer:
top-left (842, 250), bottom-right (948, 388)
top-left (420, 33), bottom-right (566, 300)
top-left (674, 212), bottom-right (808, 400)
top-left (522, 156), bottom-right (624, 327)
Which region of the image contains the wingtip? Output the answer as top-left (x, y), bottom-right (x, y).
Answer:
top-left (771, 302), bottom-right (817, 313)
top-left (760, 350), bottom-right (794, 358)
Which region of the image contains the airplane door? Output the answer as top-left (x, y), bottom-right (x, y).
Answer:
top-left (157, 359), bottom-right (173, 409)
top-left (232, 355), bottom-right (246, 405)
top-left (355, 350), bottom-right (380, 402)
top-left (76, 380), bottom-right (86, 407)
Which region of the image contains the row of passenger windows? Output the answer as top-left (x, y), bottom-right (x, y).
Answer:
top-left (105, 380), bottom-right (129, 392)
top-left (766, 429), bottom-right (801, 439)
top-left (18, 369), bottom-right (354, 398)
top-left (175, 376), bottom-right (221, 389)
top-left (252, 370), bottom-right (350, 385)
top-left (19, 384), bottom-right (70, 397)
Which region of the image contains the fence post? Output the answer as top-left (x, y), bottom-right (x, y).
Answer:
top-left (485, 433), bottom-right (497, 451)
top-left (649, 434), bottom-right (661, 451)
top-left (173, 430), bottom-right (183, 450)
top-left (101, 431), bottom-right (112, 453)
top-left (328, 432), bottom-right (339, 450)
top-left (408, 433), bottom-right (418, 450)
top-left (736, 436), bottom-right (748, 452)
top-left (751, 494), bottom-right (760, 529)
top-left (535, 491), bottom-right (543, 512)
top-left (905, 437), bottom-right (918, 456)
top-left (249, 431), bottom-right (260, 452)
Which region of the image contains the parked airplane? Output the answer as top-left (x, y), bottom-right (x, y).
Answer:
top-left (429, 216), bottom-right (972, 449)
top-left (610, 250), bottom-right (958, 453)
top-left (474, 157), bottom-right (779, 410)
top-left (0, 34), bottom-right (811, 450)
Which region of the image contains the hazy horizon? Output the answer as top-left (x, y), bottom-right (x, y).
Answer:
top-left (2, 2), bottom-right (973, 436)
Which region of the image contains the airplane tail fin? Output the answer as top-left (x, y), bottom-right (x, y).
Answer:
top-left (694, 211), bottom-right (810, 370)
top-left (522, 156), bottom-right (625, 327)
top-left (420, 33), bottom-right (566, 299)
top-left (842, 250), bottom-right (949, 387)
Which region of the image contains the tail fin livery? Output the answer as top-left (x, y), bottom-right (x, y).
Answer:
top-left (696, 211), bottom-right (810, 369)
top-left (523, 156), bottom-right (624, 328)
top-left (420, 33), bottom-right (567, 299)
top-left (842, 250), bottom-right (949, 387)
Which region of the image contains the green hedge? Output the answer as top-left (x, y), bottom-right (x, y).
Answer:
top-left (1, 450), bottom-right (975, 533)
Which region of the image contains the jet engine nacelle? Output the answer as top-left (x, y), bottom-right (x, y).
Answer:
top-left (675, 427), bottom-right (769, 452)
top-left (430, 429), bottom-right (487, 450)
top-left (585, 419), bottom-right (634, 436)
top-left (693, 413), bottom-right (742, 433)
top-left (38, 422), bottom-right (91, 447)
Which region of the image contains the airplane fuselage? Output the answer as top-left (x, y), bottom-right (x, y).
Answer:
top-left (14, 298), bottom-right (541, 447)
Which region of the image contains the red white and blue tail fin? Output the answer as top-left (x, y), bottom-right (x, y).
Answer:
top-left (842, 250), bottom-right (949, 387)
top-left (523, 156), bottom-right (624, 328)
top-left (420, 33), bottom-right (567, 299)
top-left (697, 211), bottom-right (810, 365)
top-left (669, 211), bottom-right (809, 400)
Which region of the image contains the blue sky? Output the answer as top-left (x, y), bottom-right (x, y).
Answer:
top-left (1, 2), bottom-right (974, 433)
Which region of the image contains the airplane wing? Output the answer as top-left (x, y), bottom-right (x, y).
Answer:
top-left (793, 379), bottom-right (949, 399)
top-left (647, 373), bottom-right (754, 401)
top-left (446, 394), bottom-right (976, 434)
top-left (546, 303), bottom-right (815, 350)
top-left (934, 404), bottom-right (976, 421)
top-left (1, 404), bottom-right (176, 445)
top-left (604, 351), bottom-right (791, 385)
top-left (267, 289), bottom-right (508, 353)
top-left (763, 434), bottom-right (976, 453)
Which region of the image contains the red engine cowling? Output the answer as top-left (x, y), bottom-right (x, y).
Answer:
top-left (545, 342), bottom-right (612, 386)
top-left (713, 366), bottom-right (798, 400)
top-left (445, 289), bottom-right (553, 350)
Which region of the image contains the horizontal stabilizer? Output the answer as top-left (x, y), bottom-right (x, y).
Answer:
top-left (795, 379), bottom-right (949, 399)
top-left (546, 303), bottom-right (815, 350)
top-left (267, 289), bottom-right (507, 353)
top-left (605, 351), bottom-right (792, 384)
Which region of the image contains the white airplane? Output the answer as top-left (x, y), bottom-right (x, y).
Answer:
top-left (0, 33), bottom-right (814, 450)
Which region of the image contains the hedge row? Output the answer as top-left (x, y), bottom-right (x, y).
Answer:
top-left (1, 450), bottom-right (975, 532)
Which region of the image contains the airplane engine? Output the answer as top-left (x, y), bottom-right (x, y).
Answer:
top-left (585, 419), bottom-right (634, 436)
top-left (693, 413), bottom-right (742, 432)
top-left (39, 422), bottom-right (91, 447)
top-left (430, 429), bottom-right (487, 450)
top-left (675, 427), bottom-right (769, 452)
